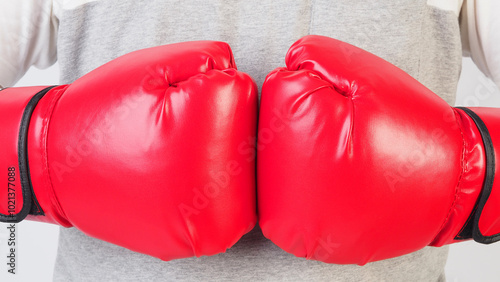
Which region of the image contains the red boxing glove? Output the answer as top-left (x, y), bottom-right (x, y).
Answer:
top-left (258, 35), bottom-right (500, 265)
top-left (0, 41), bottom-right (258, 260)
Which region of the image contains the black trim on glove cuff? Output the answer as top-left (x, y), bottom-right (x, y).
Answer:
top-left (456, 107), bottom-right (500, 244)
top-left (0, 86), bottom-right (56, 223)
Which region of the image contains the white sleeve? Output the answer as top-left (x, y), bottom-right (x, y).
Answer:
top-left (460, 0), bottom-right (500, 88)
top-left (0, 0), bottom-right (58, 88)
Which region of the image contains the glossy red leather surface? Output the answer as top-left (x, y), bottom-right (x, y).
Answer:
top-left (258, 35), bottom-right (486, 264)
top-left (3, 41), bottom-right (258, 260)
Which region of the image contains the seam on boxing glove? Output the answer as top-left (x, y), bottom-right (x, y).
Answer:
top-left (454, 110), bottom-right (480, 240)
top-left (430, 108), bottom-right (467, 244)
top-left (24, 87), bottom-right (59, 217)
top-left (456, 107), bottom-right (500, 244)
top-left (41, 86), bottom-right (71, 226)
top-left (452, 109), bottom-right (475, 241)
top-left (0, 86), bottom-right (55, 223)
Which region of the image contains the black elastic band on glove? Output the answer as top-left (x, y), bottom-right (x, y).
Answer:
top-left (0, 86), bottom-right (56, 223)
top-left (456, 107), bottom-right (500, 244)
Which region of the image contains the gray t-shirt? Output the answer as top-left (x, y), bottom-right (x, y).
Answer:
top-left (53, 1), bottom-right (461, 281)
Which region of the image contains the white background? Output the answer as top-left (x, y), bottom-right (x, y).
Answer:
top-left (0, 58), bottom-right (500, 281)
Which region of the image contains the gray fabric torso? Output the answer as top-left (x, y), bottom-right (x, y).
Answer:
top-left (54, 1), bottom-right (460, 281)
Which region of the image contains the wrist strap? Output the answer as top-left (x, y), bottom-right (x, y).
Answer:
top-left (455, 107), bottom-right (500, 244)
top-left (0, 86), bottom-right (55, 223)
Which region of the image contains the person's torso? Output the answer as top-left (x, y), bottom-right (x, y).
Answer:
top-left (53, 0), bottom-right (461, 280)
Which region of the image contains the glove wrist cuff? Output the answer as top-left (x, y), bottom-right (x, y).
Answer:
top-left (0, 86), bottom-right (55, 223)
top-left (457, 107), bottom-right (500, 243)
top-left (0, 86), bottom-right (70, 227)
